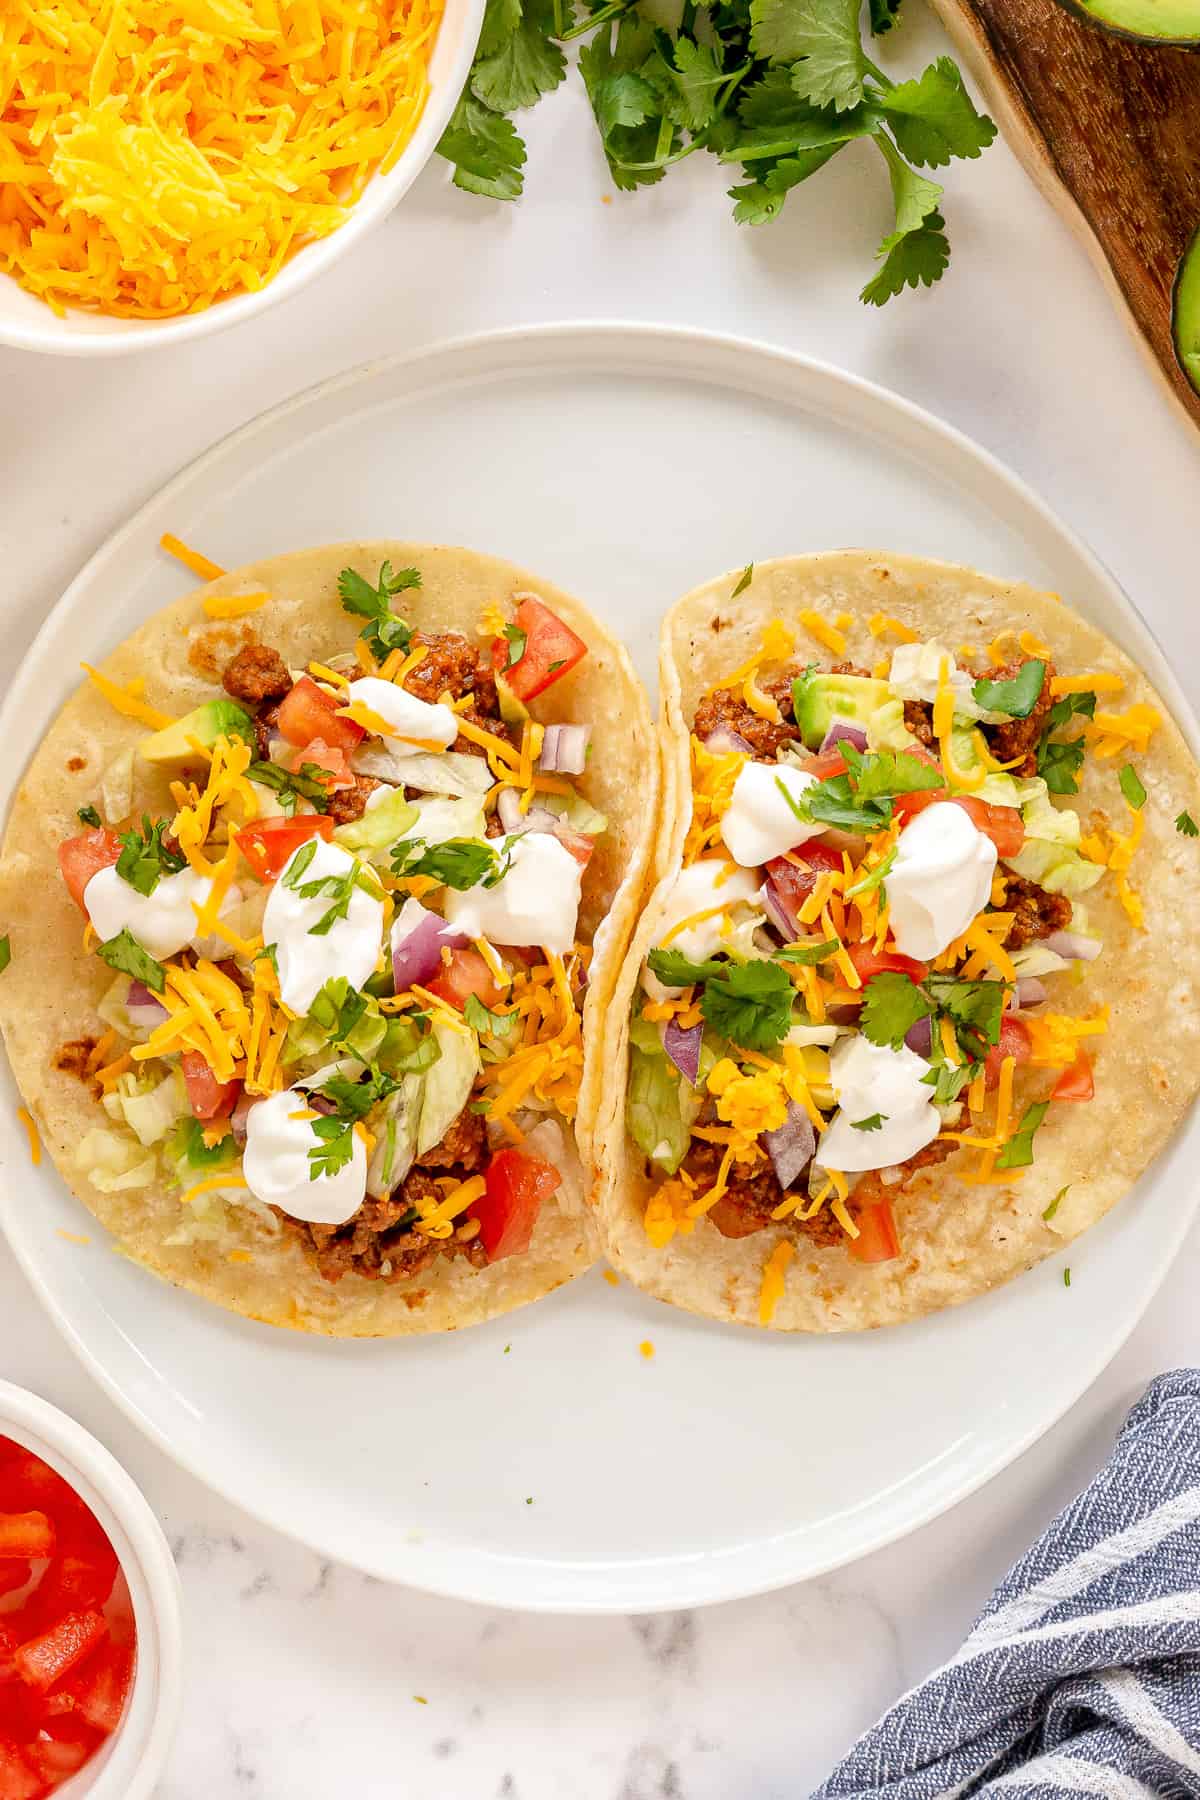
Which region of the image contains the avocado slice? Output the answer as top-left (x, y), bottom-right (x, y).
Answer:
top-left (1054, 0), bottom-right (1200, 40)
top-left (1173, 229), bottom-right (1200, 397)
top-left (140, 698), bottom-right (254, 765)
top-left (791, 673), bottom-right (890, 750)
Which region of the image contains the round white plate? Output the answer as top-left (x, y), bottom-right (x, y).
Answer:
top-left (2, 325), bottom-right (1196, 1613)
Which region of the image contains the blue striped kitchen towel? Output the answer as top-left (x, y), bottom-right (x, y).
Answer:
top-left (814, 1370), bottom-right (1200, 1799)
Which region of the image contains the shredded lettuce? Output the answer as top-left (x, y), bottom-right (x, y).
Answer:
top-left (101, 1069), bottom-right (187, 1146)
top-left (886, 642), bottom-right (1003, 724)
top-left (75, 1127), bottom-right (158, 1192)
top-left (1008, 784), bottom-right (1105, 896)
top-left (353, 745), bottom-right (493, 800)
top-left (332, 787), bottom-right (419, 855)
top-left (415, 1017), bottom-right (479, 1156)
top-left (99, 748), bottom-right (134, 824)
top-left (541, 790), bottom-right (607, 836)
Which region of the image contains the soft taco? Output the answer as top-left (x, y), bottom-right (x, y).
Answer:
top-left (597, 551), bottom-right (1200, 1332)
top-left (0, 542), bottom-right (655, 1336)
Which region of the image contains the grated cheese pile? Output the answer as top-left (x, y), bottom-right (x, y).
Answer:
top-left (1, 0), bottom-right (443, 319)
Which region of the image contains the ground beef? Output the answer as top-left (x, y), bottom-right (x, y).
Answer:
top-left (415, 1104), bottom-right (488, 1172)
top-left (222, 644), bottom-right (292, 707)
top-left (53, 1037), bottom-right (98, 1086)
top-left (980, 659), bottom-right (1055, 775)
top-left (1003, 874), bottom-right (1072, 948)
top-left (843, 1138), bottom-right (959, 1213)
top-left (403, 630), bottom-right (512, 756)
top-left (692, 686), bottom-right (800, 759)
top-left (683, 1140), bottom-right (840, 1249)
top-left (325, 774), bottom-right (380, 826)
top-left (903, 699), bottom-right (936, 747)
top-left (290, 1157), bottom-right (489, 1286)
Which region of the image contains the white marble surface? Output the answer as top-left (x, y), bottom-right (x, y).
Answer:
top-left (3, 2), bottom-right (1200, 1792)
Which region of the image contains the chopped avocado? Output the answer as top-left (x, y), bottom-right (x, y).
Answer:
top-left (792, 673), bottom-right (890, 750)
top-left (495, 670), bottom-right (530, 730)
top-left (1174, 229), bottom-right (1200, 396)
top-left (1057, 0), bottom-right (1200, 41)
top-left (140, 699), bottom-right (254, 765)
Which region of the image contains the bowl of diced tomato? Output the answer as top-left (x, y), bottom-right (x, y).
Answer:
top-left (0, 1383), bottom-right (181, 1799)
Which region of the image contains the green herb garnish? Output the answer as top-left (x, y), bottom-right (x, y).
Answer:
top-left (76, 805), bottom-right (102, 828)
top-left (971, 660), bottom-right (1046, 720)
top-left (173, 1117), bottom-right (235, 1171)
top-left (0, 935), bottom-right (11, 975)
top-left (1043, 1185), bottom-right (1069, 1222)
top-left (646, 948), bottom-right (728, 986)
top-left (859, 970), bottom-right (932, 1050)
top-left (775, 938), bottom-right (840, 966)
top-left (1177, 810), bottom-right (1199, 838)
top-left (337, 563), bottom-right (422, 662)
top-left (851, 1113), bottom-right (884, 1132)
top-left (247, 760), bottom-right (331, 815)
top-left (502, 624), bottom-right (528, 668)
top-left (732, 563), bottom-right (754, 598)
top-left (96, 928), bottom-right (166, 993)
top-left (995, 1100), bottom-right (1050, 1170)
top-left (700, 958), bottom-right (794, 1051)
top-left (391, 836), bottom-right (515, 891)
top-left (1118, 764), bottom-right (1146, 811)
top-left (1036, 690), bottom-right (1096, 797)
top-left (464, 991), bottom-right (517, 1037)
top-left (115, 815), bottom-right (185, 897)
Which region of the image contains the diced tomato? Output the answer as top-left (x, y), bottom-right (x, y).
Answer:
top-left (181, 1051), bottom-right (241, 1123)
top-left (0, 1516), bottom-right (53, 1563)
top-left (234, 813), bottom-right (334, 882)
top-left (893, 789), bottom-right (1025, 858)
top-left (0, 1739), bottom-right (40, 1800)
top-left (468, 1150), bottom-right (561, 1262)
top-left (848, 1198), bottom-right (901, 1264)
top-left (26, 1720), bottom-right (104, 1784)
top-left (424, 948), bottom-right (502, 1012)
top-left (299, 738), bottom-right (354, 793)
top-left (276, 676), bottom-right (365, 753)
top-left (491, 599), bottom-right (587, 703)
top-left (0, 1564), bottom-right (30, 1602)
top-left (984, 1015), bottom-right (1032, 1089)
top-left (765, 843), bottom-right (845, 919)
top-left (30, 1510), bottom-right (119, 1625)
top-left (55, 1641), bottom-right (134, 1736)
top-left (0, 1454), bottom-right (81, 1526)
top-left (552, 826), bottom-right (594, 868)
top-left (846, 942), bottom-right (929, 984)
top-left (56, 829), bottom-right (122, 914)
top-left (1052, 1050), bottom-right (1094, 1102)
top-left (798, 749), bottom-right (848, 781)
top-left (13, 1612), bottom-right (107, 1695)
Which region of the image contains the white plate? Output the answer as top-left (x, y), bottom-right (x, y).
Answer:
top-left (2, 324), bottom-right (1196, 1613)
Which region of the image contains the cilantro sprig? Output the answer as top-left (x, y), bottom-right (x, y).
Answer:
top-left (283, 843), bottom-right (383, 936)
top-left (248, 760), bottom-right (331, 816)
top-left (859, 968), bottom-right (1006, 1068)
top-left (96, 928), bottom-right (166, 993)
top-left (793, 742), bottom-right (942, 834)
top-left (391, 836), bottom-right (516, 891)
top-left (971, 660), bottom-right (1046, 720)
top-left (306, 1068), bottom-right (403, 1181)
top-left (1177, 810), bottom-right (1199, 838)
top-left (438, 0), bottom-right (994, 306)
top-left (337, 563), bottom-right (421, 663)
top-left (646, 948), bottom-right (795, 1049)
top-left (1036, 690), bottom-right (1095, 797)
top-left (115, 816), bottom-right (186, 897)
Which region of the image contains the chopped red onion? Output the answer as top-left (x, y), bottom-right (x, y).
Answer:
top-left (1015, 976), bottom-right (1048, 1009)
top-left (763, 1102), bottom-right (816, 1191)
top-left (127, 980), bottom-right (166, 1015)
top-left (820, 721), bottom-right (868, 754)
top-left (703, 726), bottom-right (753, 754)
top-left (495, 788), bottom-right (559, 835)
top-left (761, 875), bottom-right (800, 940)
top-left (663, 1018), bottom-right (702, 1086)
top-left (391, 901), bottom-right (469, 992)
top-left (1043, 930), bottom-right (1102, 963)
top-left (126, 980), bottom-right (167, 1030)
top-left (539, 724), bottom-right (591, 775)
top-left (827, 1004), bottom-right (863, 1026)
top-left (905, 1016), bottom-right (933, 1057)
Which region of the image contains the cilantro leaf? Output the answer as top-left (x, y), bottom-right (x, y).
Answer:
top-left (851, 1112), bottom-right (884, 1131)
top-left (1036, 690), bottom-right (1095, 795)
top-left (437, 96), bottom-right (528, 199)
top-left (578, 18), bottom-right (670, 190)
top-left (700, 959), bottom-right (794, 1051)
top-left (470, 0), bottom-right (566, 114)
top-left (869, 0), bottom-right (902, 32)
top-left (926, 973), bottom-right (1006, 1058)
top-left (116, 815), bottom-right (185, 897)
top-left (77, 805), bottom-right (101, 828)
top-left (0, 935), bottom-right (10, 975)
top-left (337, 563), bottom-right (420, 662)
top-left (464, 991), bottom-right (517, 1037)
top-left (502, 624), bottom-right (528, 669)
top-left (750, 0), bottom-right (866, 113)
top-left (96, 928), bottom-right (166, 993)
top-left (307, 1114), bottom-right (358, 1181)
top-left (669, 37), bottom-right (726, 133)
top-left (1176, 810), bottom-right (1199, 838)
top-left (880, 57), bottom-right (997, 169)
top-left (646, 948), bottom-right (728, 986)
top-left (775, 937), bottom-right (840, 965)
top-left (1119, 764), bottom-right (1147, 810)
top-left (732, 564), bottom-right (754, 598)
top-left (478, 0), bottom-right (522, 59)
top-left (1043, 1184), bottom-right (1069, 1222)
top-left (392, 836), bottom-right (513, 891)
top-left (859, 971), bottom-right (932, 1050)
top-left (248, 760), bottom-right (331, 815)
top-left (996, 1100), bottom-right (1050, 1170)
top-left (971, 659), bottom-right (1046, 720)
top-left (840, 744), bottom-right (944, 802)
top-left (860, 210), bottom-right (949, 305)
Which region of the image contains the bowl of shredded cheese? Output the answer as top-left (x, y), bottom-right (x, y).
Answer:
top-left (0, 0), bottom-right (483, 354)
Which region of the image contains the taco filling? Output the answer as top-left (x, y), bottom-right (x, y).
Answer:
top-left (627, 615), bottom-right (1163, 1306)
top-left (55, 568), bottom-right (604, 1290)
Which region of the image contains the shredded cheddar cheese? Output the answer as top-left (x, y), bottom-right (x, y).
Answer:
top-left (17, 1107), bottom-right (41, 1165)
top-left (1050, 673), bottom-right (1124, 698)
top-left (707, 620), bottom-right (795, 694)
top-left (160, 535), bottom-right (224, 582)
top-left (203, 591), bottom-right (269, 620)
top-left (758, 1241), bottom-right (794, 1324)
top-left (81, 663), bottom-right (175, 732)
top-left (2, 1), bottom-right (444, 321)
top-left (867, 613), bottom-right (917, 643)
top-left (797, 610), bottom-right (846, 656)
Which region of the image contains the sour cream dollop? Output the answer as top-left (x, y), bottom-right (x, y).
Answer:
top-left (815, 1035), bottom-right (941, 1173)
top-left (442, 832), bottom-right (582, 954)
top-left (345, 678), bottom-right (457, 755)
top-left (263, 839), bottom-right (385, 1014)
top-left (720, 761), bottom-right (823, 868)
top-left (84, 865), bottom-right (242, 961)
top-left (885, 802), bottom-right (997, 961)
top-left (649, 860), bottom-right (761, 972)
top-left (242, 1088), bottom-right (366, 1225)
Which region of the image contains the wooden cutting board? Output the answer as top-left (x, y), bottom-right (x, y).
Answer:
top-left (925, 0), bottom-right (1200, 431)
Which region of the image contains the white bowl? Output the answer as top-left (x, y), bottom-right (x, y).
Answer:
top-left (0, 0), bottom-right (483, 358)
top-left (0, 1380), bottom-right (182, 1798)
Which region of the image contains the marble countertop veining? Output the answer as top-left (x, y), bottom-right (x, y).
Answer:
top-left (4, 0), bottom-right (1200, 1789)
